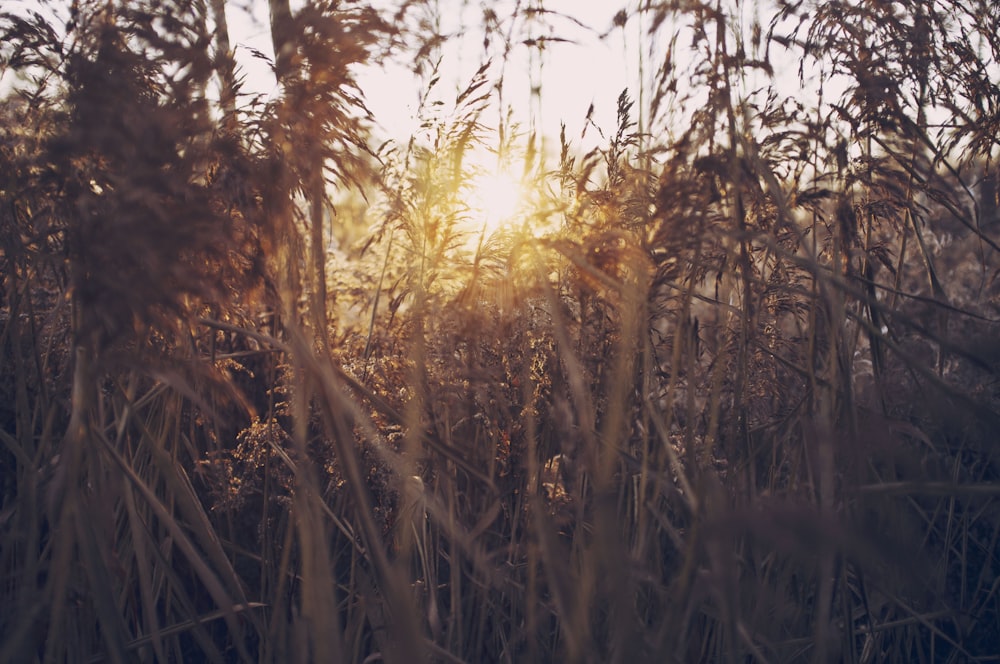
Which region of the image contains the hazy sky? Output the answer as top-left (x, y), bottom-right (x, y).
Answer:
top-left (226, 1), bottom-right (642, 149)
top-left (1, 1), bottom-right (652, 150)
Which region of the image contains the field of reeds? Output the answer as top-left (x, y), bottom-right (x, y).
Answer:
top-left (2, 0), bottom-right (999, 661)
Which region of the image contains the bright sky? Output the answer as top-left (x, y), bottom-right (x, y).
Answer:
top-left (3, 0), bottom-right (816, 168)
top-left (0, 0), bottom-right (674, 152)
top-left (226, 1), bottom-right (642, 150)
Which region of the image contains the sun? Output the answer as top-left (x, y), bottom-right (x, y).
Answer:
top-left (464, 164), bottom-right (528, 239)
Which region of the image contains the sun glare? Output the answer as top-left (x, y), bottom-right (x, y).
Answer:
top-left (465, 166), bottom-right (528, 238)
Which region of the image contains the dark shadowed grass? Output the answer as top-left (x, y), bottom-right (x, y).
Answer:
top-left (2, 0), bottom-right (1000, 662)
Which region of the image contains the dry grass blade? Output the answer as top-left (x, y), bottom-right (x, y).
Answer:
top-left (84, 604), bottom-right (267, 664)
top-left (288, 327), bottom-right (426, 663)
top-left (93, 425), bottom-right (256, 661)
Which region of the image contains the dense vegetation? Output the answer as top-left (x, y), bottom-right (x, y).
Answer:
top-left (2, 0), bottom-right (999, 661)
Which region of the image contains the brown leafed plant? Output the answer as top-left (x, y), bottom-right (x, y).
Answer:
top-left (1, 0), bottom-right (999, 662)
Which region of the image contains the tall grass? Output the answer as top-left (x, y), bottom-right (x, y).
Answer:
top-left (1, 0), bottom-right (999, 662)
